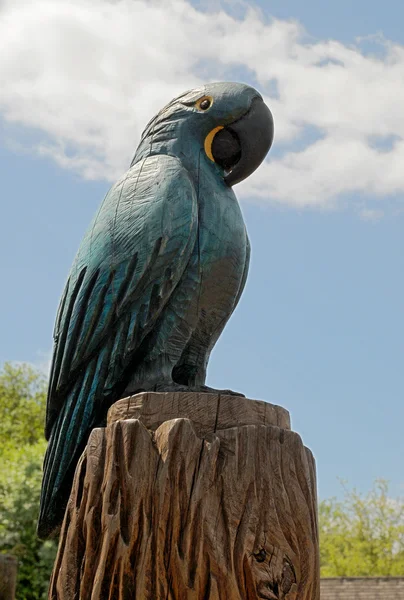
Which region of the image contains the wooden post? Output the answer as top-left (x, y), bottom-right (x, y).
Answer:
top-left (0, 555), bottom-right (17, 600)
top-left (48, 393), bottom-right (319, 599)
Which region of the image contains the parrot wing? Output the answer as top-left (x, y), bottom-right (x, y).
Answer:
top-left (38, 155), bottom-right (198, 537)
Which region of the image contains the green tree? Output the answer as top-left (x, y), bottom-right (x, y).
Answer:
top-left (0, 362), bottom-right (46, 447)
top-left (0, 363), bottom-right (57, 600)
top-left (320, 479), bottom-right (404, 576)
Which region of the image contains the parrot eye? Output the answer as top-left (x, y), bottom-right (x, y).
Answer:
top-left (196, 96), bottom-right (213, 111)
top-left (200, 99), bottom-right (211, 110)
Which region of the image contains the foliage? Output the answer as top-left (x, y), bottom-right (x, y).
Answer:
top-left (0, 363), bottom-right (57, 600)
top-left (0, 362), bottom-right (47, 447)
top-left (320, 479), bottom-right (404, 576)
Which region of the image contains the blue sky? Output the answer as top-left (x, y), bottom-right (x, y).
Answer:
top-left (1, 0), bottom-right (404, 501)
top-left (252, 0), bottom-right (404, 43)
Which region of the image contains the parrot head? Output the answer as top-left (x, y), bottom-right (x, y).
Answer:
top-left (132, 82), bottom-right (274, 186)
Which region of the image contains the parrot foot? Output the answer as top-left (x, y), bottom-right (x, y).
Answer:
top-left (188, 385), bottom-right (245, 397)
top-left (152, 382), bottom-right (245, 397)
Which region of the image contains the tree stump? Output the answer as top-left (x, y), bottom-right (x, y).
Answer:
top-left (48, 393), bottom-right (319, 599)
top-left (0, 555), bottom-right (17, 600)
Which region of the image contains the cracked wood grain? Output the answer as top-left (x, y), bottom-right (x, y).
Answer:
top-left (48, 393), bottom-right (319, 599)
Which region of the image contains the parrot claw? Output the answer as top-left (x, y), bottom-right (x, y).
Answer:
top-left (189, 385), bottom-right (245, 397)
top-left (151, 382), bottom-right (244, 397)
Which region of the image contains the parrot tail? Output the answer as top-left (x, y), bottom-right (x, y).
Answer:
top-left (37, 349), bottom-right (111, 539)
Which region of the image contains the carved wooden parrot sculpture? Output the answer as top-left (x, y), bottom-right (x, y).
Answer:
top-left (38, 82), bottom-right (274, 538)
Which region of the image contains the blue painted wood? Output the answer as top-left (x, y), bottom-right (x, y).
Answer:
top-left (38, 82), bottom-right (273, 538)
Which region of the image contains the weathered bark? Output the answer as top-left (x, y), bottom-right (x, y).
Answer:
top-left (49, 392), bottom-right (319, 599)
top-left (0, 555), bottom-right (17, 600)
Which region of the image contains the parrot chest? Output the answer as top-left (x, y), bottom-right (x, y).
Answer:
top-left (189, 183), bottom-right (248, 321)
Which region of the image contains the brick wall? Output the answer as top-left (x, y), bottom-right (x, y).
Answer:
top-left (321, 577), bottom-right (404, 599)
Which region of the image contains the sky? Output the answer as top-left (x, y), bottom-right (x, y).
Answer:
top-left (0, 0), bottom-right (403, 502)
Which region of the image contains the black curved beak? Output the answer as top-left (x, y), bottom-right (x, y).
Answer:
top-left (211, 97), bottom-right (274, 187)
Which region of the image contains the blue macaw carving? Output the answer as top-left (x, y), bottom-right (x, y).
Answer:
top-left (38, 82), bottom-right (274, 538)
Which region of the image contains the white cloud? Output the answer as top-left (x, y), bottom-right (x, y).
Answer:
top-left (1, 0), bottom-right (404, 209)
top-left (359, 208), bottom-right (384, 222)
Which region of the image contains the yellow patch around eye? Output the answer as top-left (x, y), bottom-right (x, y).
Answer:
top-left (195, 95), bottom-right (213, 111)
top-left (204, 126), bottom-right (224, 162)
